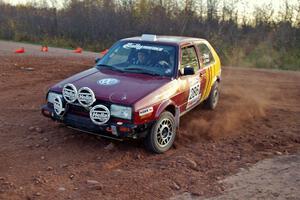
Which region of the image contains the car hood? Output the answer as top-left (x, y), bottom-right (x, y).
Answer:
top-left (51, 67), bottom-right (171, 105)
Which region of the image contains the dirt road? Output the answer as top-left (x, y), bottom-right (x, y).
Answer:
top-left (0, 41), bottom-right (299, 200)
top-left (0, 40), bottom-right (100, 58)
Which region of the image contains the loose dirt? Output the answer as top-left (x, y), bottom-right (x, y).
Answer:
top-left (173, 152), bottom-right (300, 200)
top-left (0, 40), bottom-right (100, 58)
top-left (210, 152), bottom-right (300, 200)
top-left (0, 42), bottom-right (299, 200)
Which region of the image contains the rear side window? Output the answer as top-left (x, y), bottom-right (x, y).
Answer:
top-left (180, 46), bottom-right (199, 72)
top-left (197, 43), bottom-right (215, 67)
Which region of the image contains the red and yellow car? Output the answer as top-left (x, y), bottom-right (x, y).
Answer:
top-left (41, 34), bottom-right (221, 153)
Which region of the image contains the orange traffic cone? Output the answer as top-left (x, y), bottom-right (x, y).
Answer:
top-left (100, 49), bottom-right (109, 55)
top-left (74, 47), bottom-right (82, 53)
top-left (15, 47), bottom-right (25, 54)
top-left (41, 46), bottom-right (48, 52)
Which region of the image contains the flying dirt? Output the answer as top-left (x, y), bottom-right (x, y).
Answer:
top-left (0, 41), bottom-right (299, 199)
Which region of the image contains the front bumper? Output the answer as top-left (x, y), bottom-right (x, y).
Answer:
top-left (41, 104), bottom-right (153, 140)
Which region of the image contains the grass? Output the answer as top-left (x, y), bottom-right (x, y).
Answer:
top-left (219, 42), bottom-right (300, 71)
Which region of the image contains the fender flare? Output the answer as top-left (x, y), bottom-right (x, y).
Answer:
top-left (155, 99), bottom-right (180, 128)
top-left (210, 75), bottom-right (221, 90)
top-left (216, 74), bottom-right (221, 82)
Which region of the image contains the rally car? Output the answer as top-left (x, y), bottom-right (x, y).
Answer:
top-left (41, 34), bottom-right (221, 153)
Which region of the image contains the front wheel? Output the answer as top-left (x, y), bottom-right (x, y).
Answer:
top-left (144, 111), bottom-right (176, 153)
top-left (205, 81), bottom-right (220, 110)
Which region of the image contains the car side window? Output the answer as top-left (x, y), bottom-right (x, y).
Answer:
top-left (180, 46), bottom-right (199, 73)
top-left (197, 43), bottom-right (215, 67)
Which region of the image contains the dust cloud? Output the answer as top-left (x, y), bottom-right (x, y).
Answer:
top-left (178, 80), bottom-right (272, 143)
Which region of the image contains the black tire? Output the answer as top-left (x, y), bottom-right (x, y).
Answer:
top-left (144, 111), bottom-right (176, 154)
top-left (205, 81), bottom-right (220, 110)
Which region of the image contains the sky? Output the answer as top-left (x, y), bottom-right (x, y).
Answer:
top-left (2, 0), bottom-right (300, 13)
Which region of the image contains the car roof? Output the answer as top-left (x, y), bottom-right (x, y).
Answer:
top-left (121, 34), bottom-right (207, 46)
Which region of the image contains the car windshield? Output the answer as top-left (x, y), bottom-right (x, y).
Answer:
top-left (96, 41), bottom-right (176, 77)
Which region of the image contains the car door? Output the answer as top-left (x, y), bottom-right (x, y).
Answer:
top-left (195, 42), bottom-right (216, 101)
top-left (177, 45), bottom-right (202, 113)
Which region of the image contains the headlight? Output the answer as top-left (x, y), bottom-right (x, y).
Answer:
top-left (110, 104), bottom-right (132, 120)
top-left (47, 92), bottom-right (62, 104)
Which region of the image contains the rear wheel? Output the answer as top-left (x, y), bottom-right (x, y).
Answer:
top-left (144, 111), bottom-right (176, 153)
top-left (205, 81), bottom-right (220, 110)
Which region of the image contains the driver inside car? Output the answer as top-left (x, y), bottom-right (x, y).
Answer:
top-left (132, 49), bottom-right (150, 65)
top-left (154, 50), bottom-right (172, 74)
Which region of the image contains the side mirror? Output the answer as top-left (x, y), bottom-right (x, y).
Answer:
top-left (183, 66), bottom-right (195, 75)
top-left (95, 57), bottom-right (101, 64)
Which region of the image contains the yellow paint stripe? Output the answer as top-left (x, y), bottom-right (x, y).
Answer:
top-left (202, 67), bottom-right (210, 100)
top-left (207, 67), bottom-right (212, 98)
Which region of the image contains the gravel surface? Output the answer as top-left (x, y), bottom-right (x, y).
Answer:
top-left (0, 40), bottom-right (100, 58)
top-left (172, 152), bottom-right (300, 200)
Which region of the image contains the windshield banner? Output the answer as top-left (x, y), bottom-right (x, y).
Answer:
top-left (123, 43), bottom-right (163, 51)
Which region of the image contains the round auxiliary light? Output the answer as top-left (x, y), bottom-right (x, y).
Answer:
top-left (77, 87), bottom-right (96, 107)
top-left (62, 83), bottom-right (77, 103)
top-left (89, 105), bottom-right (110, 125)
top-left (53, 95), bottom-right (65, 116)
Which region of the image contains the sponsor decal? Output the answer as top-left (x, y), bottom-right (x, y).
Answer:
top-left (77, 87), bottom-right (96, 107)
top-left (98, 78), bottom-right (120, 86)
top-left (53, 95), bottom-right (65, 115)
top-left (186, 77), bottom-right (201, 109)
top-left (123, 43), bottom-right (163, 52)
top-left (62, 83), bottom-right (77, 103)
top-left (90, 105), bottom-right (110, 125)
top-left (139, 107), bottom-right (154, 117)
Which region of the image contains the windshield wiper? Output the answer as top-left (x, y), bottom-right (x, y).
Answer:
top-left (123, 67), bottom-right (161, 76)
top-left (96, 64), bottom-right (124, 72)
